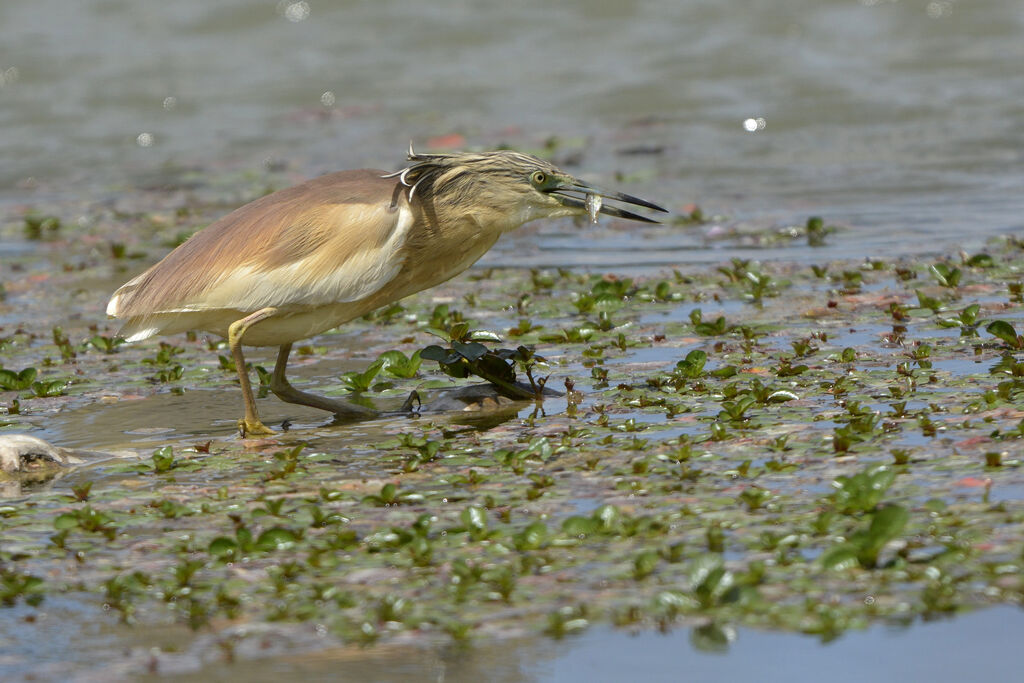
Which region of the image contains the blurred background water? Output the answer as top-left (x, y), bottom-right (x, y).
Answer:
top-left (2, 0), bottom-right (1022, 265)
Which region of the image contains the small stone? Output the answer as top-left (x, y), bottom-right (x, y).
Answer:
top-left (0, 434), bottom-right (70, 473)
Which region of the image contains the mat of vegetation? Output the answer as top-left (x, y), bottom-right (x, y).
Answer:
top-left (2, 201), bottom-right (1024, 677)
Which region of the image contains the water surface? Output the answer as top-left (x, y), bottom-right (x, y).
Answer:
top-left (3, 0), bottom-right (1022, 263)
top-left (2, 1), bottom-right (1023, 680)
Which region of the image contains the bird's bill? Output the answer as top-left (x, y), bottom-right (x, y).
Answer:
top-left (549, 180), bottom-right (669, 224)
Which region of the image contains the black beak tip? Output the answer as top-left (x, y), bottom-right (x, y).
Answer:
top-left (600, 205), bottom-right (662, 224)
top-left (630, 211), bottom-right (661, 224)
top-left (614, 191), bottom-right (669, 214)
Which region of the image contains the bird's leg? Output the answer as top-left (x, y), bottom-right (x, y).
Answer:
top-left (269, 343), bottom-right (378, 420)
top-left (227, 307), bottom-right (279, 437)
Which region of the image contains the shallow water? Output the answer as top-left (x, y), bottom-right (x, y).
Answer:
top-left (3, 0), bottom-right (1023, 264)
top-left (8, 597), bottom-right (1018, 681)
top-left (140, 606), bottom-right (1024, 682)
top-left (525, 606), bottom-right (1024, 683)
top-left (3, 1), bottom-right (1024, 680)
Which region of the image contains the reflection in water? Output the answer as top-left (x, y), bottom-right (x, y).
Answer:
top-left (6, 605), bottom-right (1010, 681)
top-left (521, 607), bottom-right (1024, 682)
top-left (689, 622), bottom-right (737, 653)
top-left (44, 383), bottom-right (527, 467)
top-left (43, 389), bottom-right (268, 450)
top-left (0, 473), bottom-right (65, 499)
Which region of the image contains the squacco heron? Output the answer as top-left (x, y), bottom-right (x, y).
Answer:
top-left (107, 149), bottom-right (666, 435)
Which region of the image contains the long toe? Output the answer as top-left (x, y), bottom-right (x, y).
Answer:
top-left (329, 400), bottom-right (378, 421)
top-left (270, 383), bottom-right (377, 421)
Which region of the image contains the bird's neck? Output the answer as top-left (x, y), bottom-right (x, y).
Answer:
top-left (427, 185), bottom-right (564, 235)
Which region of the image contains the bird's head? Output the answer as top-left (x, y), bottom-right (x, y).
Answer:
top-left (386, 148), bottom-right (667, 230)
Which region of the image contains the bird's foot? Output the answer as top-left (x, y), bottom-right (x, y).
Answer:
top-left (237, 418), bottom-right (275, 438)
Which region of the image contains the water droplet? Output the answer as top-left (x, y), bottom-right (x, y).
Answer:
top-left (742, 117), bottom-right (766, 132)
top-left (280, 1), bottom-right (310, 22)
top-left (0, 66), bottom-right (19, 88)
top-left (136, 133), bottom-right (154, 147)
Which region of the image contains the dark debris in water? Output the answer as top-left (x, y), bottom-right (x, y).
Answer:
top-left (2, 195), bottom-right (1024, 677)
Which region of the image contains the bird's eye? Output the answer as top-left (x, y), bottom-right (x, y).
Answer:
top-left (530, 171), bottom-right (547, 186)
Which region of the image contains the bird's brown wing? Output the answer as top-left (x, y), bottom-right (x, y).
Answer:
top-left (108, 170), bottom-right (412, 321)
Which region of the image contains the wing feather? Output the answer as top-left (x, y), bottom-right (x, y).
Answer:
top-left (108, 170), bottom-right (411, 320)
top-left (197, 204), bottom-right (413, 310)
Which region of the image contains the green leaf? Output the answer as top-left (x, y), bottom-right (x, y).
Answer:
top-left (235, 527), bottom-right (254, 551)
top-left (461, 506), bottom-right (487, 533)
top-left (653, 590), bottom-right (700, 614)
top-left (341, 359), bottom-right (384, 392)
top-left (594, 504), bottom-right (622, 532)
top-left (255, 527), bottom-right (299, 551)
top-left (960, 304), bottom-right (980, 324)
top-left (710, 365), bottom-right (738, 379)
top-left (831, 464), bottom-right (896, 514)
top-left (915, 291), bottom-right (942, 312)
top-left (208, 537), bottom-right (238, 557)
top-left (561, 516), bottom-right (599, 537)
top-left (513, 521), bottom-right (548, 551)
top-left (0, 367), bottom-right (38, 391)
top-left (468, 330), bottom-right (503, 342)
top-left (820, 544), bottom-right (860, 571)
top-left (376, 351), bottom-right (406, 371)
top-left (633, 550), bottom-right (660, 580)
top-left (151, 445), bottom-right (175, 473)
top-left (30, 379), bottom-right (66, 397)
top-left (439, 359), bottom-right (471, 379)
top-left (929, 263), bottom-right (962, 288)
top-left (986, 320), bottom-right (1022, 348)
top-left (420, 345), bottom-right (452, 362)
top-left (853, 504), bottom-right (909, 567)
top-left (965, 253), bottom-right (994, 268)
top-left (767, 390), bottom-right (799, 403)
top-left (447, 321), bottom-right (471, 342)
top-left (474, 353), bottom-right (517, 384)
top-left (776, 361), bottom-right (808, 377)
top-left (377, 350), bottom-right (422, 379)
top-left (689, 554), bottom-right (736, 607)
top-left (865, 504), bottom-right (909, 544)
top-left (53, 513), bottom-right (80, 531)
top-left (675, 350), bottom-right (707, 378)
top-left (452, 341), bottom-right (490, 362)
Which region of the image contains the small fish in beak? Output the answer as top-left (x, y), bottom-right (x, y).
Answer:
top-left (586, 193), bottom-right (603, 224)
top-left (549, 178), bottom-right (667, 224)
